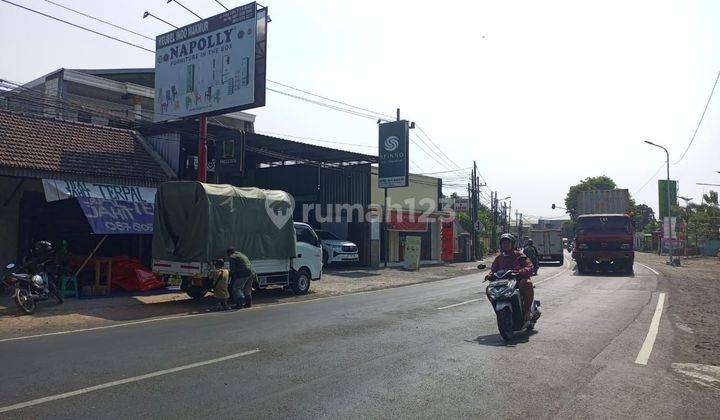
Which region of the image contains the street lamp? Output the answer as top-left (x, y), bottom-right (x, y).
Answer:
top-left (644, 140), bottom-right (673, 264)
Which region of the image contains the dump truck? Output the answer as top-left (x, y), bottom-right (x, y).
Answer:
top-left (152, 182), bottom-right (322, 298)
top-left (573, 189), bottom-right (634, 274)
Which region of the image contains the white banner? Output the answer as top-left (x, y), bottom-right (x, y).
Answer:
top-left (42, 179), bottom-right (157, 204)
top-left (663, 217), bottom-right (676, 238)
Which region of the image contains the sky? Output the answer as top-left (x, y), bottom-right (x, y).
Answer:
top-left (1, 0), bottom-right (719, 221)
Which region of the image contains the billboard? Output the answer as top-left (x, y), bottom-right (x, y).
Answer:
top-left (453, 197), bottom-right (469, 212)
top-left (658, 180), bottom-right (678, 219)
top-left (378, 120), bottom-right (410, 188)
top-left (154, 2), bottom-right (268, 122)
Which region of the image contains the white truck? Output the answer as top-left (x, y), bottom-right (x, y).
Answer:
top-left (530, 229), bottom-right (564, 265)
top-left (152, 182), bottom-right (322, 299)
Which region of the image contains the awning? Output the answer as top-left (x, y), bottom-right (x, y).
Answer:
top-left (387, 210), bottom-right (428, 232)
top-left (77, 197), bottom-right (154, 234)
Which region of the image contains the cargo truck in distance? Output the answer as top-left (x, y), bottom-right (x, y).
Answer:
top-left (152, 182), bottom-right (322, 300)
top-left (572, 189), bottom-right (634, 274)
top-left (530, 229), bottom-right (564, 265)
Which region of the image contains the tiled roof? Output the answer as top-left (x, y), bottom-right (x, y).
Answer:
top-left (0, 110), bottom-right (171, 185)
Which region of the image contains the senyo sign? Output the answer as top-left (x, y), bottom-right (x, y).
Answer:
top-left (378, 120), bottom-right (410, 188)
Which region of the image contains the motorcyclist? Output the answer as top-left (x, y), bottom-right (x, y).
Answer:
top-left (485, 234), bottom-right (535, 320)
top-left (523, 239), bottom-right (540, 275)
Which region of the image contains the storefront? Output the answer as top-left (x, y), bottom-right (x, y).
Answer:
top-left (0, 110), bottom-right (174, 294)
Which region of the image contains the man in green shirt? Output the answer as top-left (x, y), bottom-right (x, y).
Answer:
top-left (523, 239), bottom-right (540, 275)
top-left (227, 248), bottom-right (256, 309)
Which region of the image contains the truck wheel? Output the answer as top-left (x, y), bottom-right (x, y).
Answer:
top-left (291, 269), bottom-right (311, 295)
top-left (186, 286), bottom-right (207, 300)
top-left (576, 262), bottom-right (585, 274)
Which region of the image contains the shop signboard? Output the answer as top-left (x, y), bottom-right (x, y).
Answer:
top-left (153, 2), bottom-right (268, 122)
top-left (453, 197), bottom-right (469, 212)
top-left (43, 179), bottom-right (156, 204)
top-left (378, 120), bottom-right (410, 188)
top-left (215, 134), bottom-right (245, 175)
top-left (77, 198), bottom-right (154, 234)
top-left (658, 180), bottom-right (678, 219)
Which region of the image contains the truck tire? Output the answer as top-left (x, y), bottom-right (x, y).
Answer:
top-left (576, 262), bottom-right (585, 274)
top-left (186, 286), bottom-right (207, 300)
top-left (291, 269), bottom-right (311, 295)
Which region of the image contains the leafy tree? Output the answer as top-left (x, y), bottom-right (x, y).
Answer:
top-left (634, 204), bottom-right (655, 230)
top-left (564, 175), bottom-right (617, 220)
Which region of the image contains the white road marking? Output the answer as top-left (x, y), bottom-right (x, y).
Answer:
top-left (0, 349), bottom-right (260, 414)
top-left (437, 298), bottom-right (482, 310)
top-left (635, 292), bottom-right (666, 365)
top-left (636, 263), bottom-right (660, 276)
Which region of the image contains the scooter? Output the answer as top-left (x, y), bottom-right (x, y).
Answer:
top-left (2, 263), bottom-right (63, 314)
top-left (484, 269), bottom-right (541, 341)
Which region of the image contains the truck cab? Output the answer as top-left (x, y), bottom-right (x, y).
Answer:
top-left (573, 214), bottom-right (634, 274)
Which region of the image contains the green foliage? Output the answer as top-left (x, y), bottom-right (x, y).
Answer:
top-left (634, 204), bottom-right (655, 229)
top-left (682, 190), bottom-right (720, 241)
top-left (564, 175), bottom-right (617, 220)
top-left (643, 219), bottom-right (661, 234)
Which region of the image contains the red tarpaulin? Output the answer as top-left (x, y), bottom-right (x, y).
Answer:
top-left (111, 257), bottom-right (166, 292)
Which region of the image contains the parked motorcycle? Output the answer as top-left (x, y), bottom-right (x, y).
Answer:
top-left (484, 269), bottom-right (541, 341)
top-left (2, 262), bottom-right (63, 314)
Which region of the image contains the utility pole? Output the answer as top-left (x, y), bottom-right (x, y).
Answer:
top-left (491, 191), bottom-right (497, 252)
top-left (518, 212), bottom-right (524, 244)
top-left (470, 162), bottom-right (478, 260)
top-left (507, 200), bottom-right (512, 236)
top-left (502, 202), bottom-right (507, 233)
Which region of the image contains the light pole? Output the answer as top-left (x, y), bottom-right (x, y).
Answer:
top-left (644, 140), bottom-right (672, 264)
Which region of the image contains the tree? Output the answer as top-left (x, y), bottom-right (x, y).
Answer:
top-left (634, 204), bottom-right (655, 230)
top-left (564, 175), bottom-right (617, 220)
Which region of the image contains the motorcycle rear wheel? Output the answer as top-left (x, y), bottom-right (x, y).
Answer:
top-left (497, 308), bottom-right (514, 341)
top-left (14, 288), bottom-right (36, 314)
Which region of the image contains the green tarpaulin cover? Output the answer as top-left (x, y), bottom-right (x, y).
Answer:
top-left (152, 182), bottom-right (296, 262)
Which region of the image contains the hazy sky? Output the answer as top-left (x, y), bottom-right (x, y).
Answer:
top-left (1, 0), bottom-right (718, 220)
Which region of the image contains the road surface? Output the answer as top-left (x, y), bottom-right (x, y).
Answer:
top-left (1, 255), bottom-right (717, 418)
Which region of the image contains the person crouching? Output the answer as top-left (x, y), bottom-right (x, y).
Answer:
top-left (208, 258), bottom-right (230, 311)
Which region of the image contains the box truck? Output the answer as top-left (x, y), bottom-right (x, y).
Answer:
top-left (152, 182), bottom-right (322, 298)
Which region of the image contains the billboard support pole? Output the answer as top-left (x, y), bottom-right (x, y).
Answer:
top-left (198, 114), bottom-right (208, 182)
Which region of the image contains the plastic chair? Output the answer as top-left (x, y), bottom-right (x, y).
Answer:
top-left (59, 275), bottom-right (78, 298)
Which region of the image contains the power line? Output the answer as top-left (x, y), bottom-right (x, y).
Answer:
top-left (633, 164), bottom-right (664, 194)
top-left (42, 0), bottom-right (154, 41)
top-left (674, 68), bottom-right (720, 164)
top-left (266, 80), bottom-right (394, 120)
top-left (167, 0), bottom-right (203, 20)
top-left (418, 167), bottom-right (472, 175)
top-left (0, 0), bottom-right (155, 53)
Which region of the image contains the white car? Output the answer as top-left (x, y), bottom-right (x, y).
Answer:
top-left (315, 230), bottom-right (360, 265)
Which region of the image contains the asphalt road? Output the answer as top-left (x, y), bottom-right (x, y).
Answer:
top-left (1, 255), bottom-right (718, 419)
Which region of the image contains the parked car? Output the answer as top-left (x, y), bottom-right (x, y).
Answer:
top-left (315, 230), bottom-right (359, 265)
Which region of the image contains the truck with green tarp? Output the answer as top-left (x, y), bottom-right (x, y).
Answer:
top-left (152, 182), bottom-right (322, 297)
